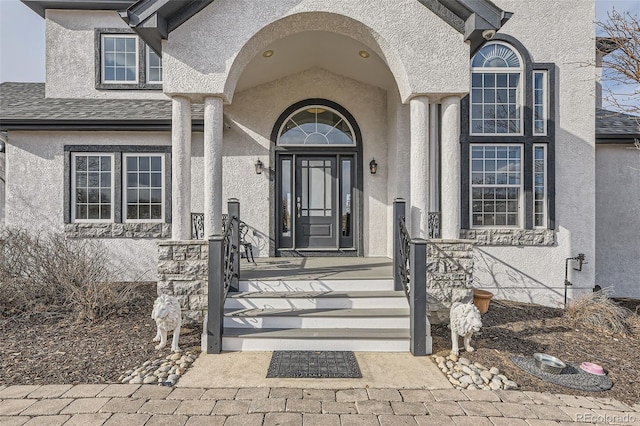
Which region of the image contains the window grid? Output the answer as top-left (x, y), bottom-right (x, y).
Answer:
top-left (470, 145), bottom-right (522, 227)
top-left (124, 154), bottom-right (164, 222)
top-left (102, 35), bottom-right (138, 84)
top-left (146, 46), bottom-right (163, 84)
top-left (73, 153), bottom-right (114, 222)
top-left (533, 71), bottom-right (547, 135)
top-left (471, 72), bottom-right (521, 135)
top-left (534, 145), bottom-right (547, 227)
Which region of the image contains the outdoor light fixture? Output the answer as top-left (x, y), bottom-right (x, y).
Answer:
top-left (369, 158), bottom-right (378, 174)
top-left (262, 50), bottom-right (274, 58)
top-left (255, 159), bottom-right (264, 174)
top-left (358, 50), bottom-right (370, 58)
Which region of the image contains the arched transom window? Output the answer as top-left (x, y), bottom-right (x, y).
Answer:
top-left (470, 42), bottom-right (523, 135)
top-left (278, 106), bottom-right (355, 146)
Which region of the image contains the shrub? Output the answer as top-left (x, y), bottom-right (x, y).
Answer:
top-left (564, 289), bottom-right (634, 336)
top-left (0, 228), bottom-right (140, 322)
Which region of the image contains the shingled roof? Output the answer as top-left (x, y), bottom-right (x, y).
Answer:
top-left (2, 82), bottom-right (639, 142)
top-left (596, 108), bottom-right (640, 143)
top-left (0, 82), bottom-right (203, 131)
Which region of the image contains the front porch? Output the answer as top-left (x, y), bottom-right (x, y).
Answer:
top-left (157, 200), bottom-right (474, 356)
top-left (241, 257), bottom-right (393, 281)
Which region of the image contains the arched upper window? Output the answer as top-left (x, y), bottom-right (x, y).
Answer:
top-left (278, 106), bottom-right (355, 146)
top-left (470, 42), bottom-right (523, 135)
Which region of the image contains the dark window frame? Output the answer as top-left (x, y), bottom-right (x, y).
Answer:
top-left (461, 34), bottom-right (556, 231)
top-left (94, 28), bottom-right (162, 91)
top-left (64, 145), bottom-right (172, 224)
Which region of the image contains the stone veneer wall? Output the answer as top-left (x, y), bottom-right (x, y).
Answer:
top-left (157, 240), bottom-right (208, 325)
top-left (459, 229), bottom-right (554, 246)
top-left (65, 223), bottom-right (171, 238)
top-left (427, 239), bottom-right (474, 324)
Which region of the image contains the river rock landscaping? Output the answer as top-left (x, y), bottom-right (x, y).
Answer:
top-left (432, 354), bottom-right (518, 391)
top-left (118, 350), bottom-right (198, 386)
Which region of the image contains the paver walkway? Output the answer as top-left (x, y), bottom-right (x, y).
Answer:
top-left (0, 384), bottom-right (638, 426)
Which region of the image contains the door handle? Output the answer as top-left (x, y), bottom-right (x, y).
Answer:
top-left (296, 197), bottom-right (301, 218)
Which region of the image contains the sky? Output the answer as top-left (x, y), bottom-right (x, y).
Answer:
top-left (1, 0), bottom-right (640, 84)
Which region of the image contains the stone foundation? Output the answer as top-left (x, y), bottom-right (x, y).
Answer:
top-left (427, 239), bottom-right (474, 324)
top-left (460, 229), bottom-right (554, 246)
top-left (157, 240), bottom-right (208, 325)
top-left (65, 223), bottom-right (171, 238)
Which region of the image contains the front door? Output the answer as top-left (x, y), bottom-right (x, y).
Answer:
top-left (295, 156), bottom-right (337, 249)
top-left (273, 100), bottom-right (361, 255)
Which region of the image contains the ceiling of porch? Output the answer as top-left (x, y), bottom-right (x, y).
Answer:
top-left (235, 31), bottom-right (396, 94)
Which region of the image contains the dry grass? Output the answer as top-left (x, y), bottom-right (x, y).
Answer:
top-left (564, 289), bottom-right (635, 336)
top-left (0, 228), bottom-right (142, 322)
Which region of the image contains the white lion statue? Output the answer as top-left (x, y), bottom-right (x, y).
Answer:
top-left (151, 294), bottom-right (182, 352)
top-left (449, 302), bottom-right (483, 356)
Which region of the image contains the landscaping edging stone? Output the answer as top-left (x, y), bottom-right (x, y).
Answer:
top-left (118, 350), bottom-right (198, 386)
top-left (433, 353), bottom-right (519, 391)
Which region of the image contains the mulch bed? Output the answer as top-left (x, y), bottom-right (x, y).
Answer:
top-left (1, 283), bottom-right (638, 406)
top-left (0, 283), bottom-right (201, 386)
top-left (432, 298), bottom-right (640, 405)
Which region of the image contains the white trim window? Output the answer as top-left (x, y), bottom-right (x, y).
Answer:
top-left (146, 46), bottom-right (163, 84)
top-left (470, 145), bottom-right (522, 227)
top-left (278, 106), bottom-right (356, 146)
top-left (533, 145), bottom-right (547, 227)
top-left (102, 34), bottom-right (138, 84)
top-left (124, 154), bottom-right (164, 222)
top-left (470, 42), bottom-right (523, 135)
top-left (72, 153), bottom-right (114, 222)
top-left (533, 71), bottom-right (548, 135)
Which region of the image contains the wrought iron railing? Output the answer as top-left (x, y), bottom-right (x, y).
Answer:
top-left (207, 199), bottom-right (241, 354)
top-left (393, 199), bottom-right (430, 356)
top-left (221, 213), bottom-right (236, 298)
top-left (428, 212), bottom-right (441, 239)
top-left (191, 213), bottom-right (204, 239)
top-left (398, 216), bottom-right (411, 299)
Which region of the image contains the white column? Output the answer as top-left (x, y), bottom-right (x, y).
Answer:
top-left (171, 96), bottom-right (192, 240)
top-left (429, 103), bottom-right (440, 213)
top-left (441, 96), bottom-right (461, 239)
top-left (410, 96), bottom-right (430, 238)
top-left (204, 96), bottom-right (224, 238)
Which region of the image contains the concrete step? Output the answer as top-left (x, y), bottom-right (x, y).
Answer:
top-left (223, 307), bottom-right (410, 329)
top-left (224, 291), bottom-right (408, 309)
top-left (222, 328), bottom-right (410, 351)
top-left (238, 279), bottom-right (395, 292)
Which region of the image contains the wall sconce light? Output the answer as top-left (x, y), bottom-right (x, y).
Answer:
top-left (255, 159), bottom-right (264, 174)
top-left (369, 158), bottom-right (378, 174)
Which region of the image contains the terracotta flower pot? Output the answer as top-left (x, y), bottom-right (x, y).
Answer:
top-left (473, 289), bottom-right (494, 315)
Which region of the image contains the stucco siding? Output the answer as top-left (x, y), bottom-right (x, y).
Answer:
top-left (469, 0), bottom-right (598, 304)
top-left (45, 10), bottom-right (166, 100)
top-left (596, 144), bottom-right (640, 297)
top-left (5, 131), bottom-right (172, 281)
top-left (162, 0), bottom-right (469, 102)
top-left (223, 68), bottom-right (389, 257)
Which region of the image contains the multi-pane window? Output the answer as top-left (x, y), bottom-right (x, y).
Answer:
top-left (147, 46), bottom-right (163, 83)
top-left (471, 145), bottom-right (522, 227)
top-left (471, 43), bottom-right (523, 135)
top-left (72, 154), bottom-right (114, 221)
top-left (102, 35), bottom-right (138, 83)
top-left (534, 145), bottom-right (547, 227)
top-left (533, 71), bottom-right (547, 135)
top-left (124, 154), bottom-right (164, 221)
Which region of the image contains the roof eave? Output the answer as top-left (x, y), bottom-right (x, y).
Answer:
top-left (122, 0), bottom-right (511, 56)
top-left (21, 0), bottom-right (134, 18)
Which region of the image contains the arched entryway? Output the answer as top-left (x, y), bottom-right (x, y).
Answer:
top-left (270, 99), bottom-right (363, 256)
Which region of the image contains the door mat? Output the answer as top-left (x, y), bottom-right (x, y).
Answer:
top-left (267, 351), bottom-right (362, 378)
top-left (511, 356), bottom-right (613, 391)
